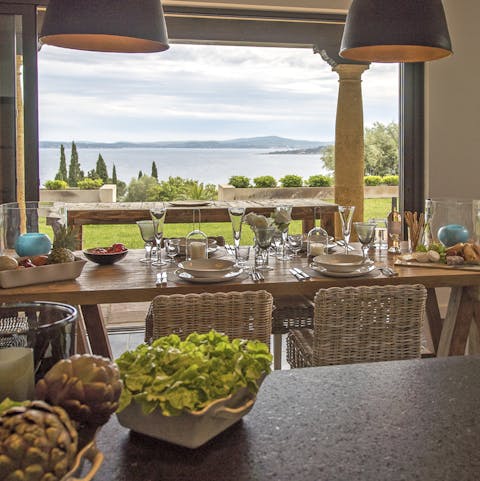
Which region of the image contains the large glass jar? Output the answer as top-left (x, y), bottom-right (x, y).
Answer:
top-left (426, 199), bottom-right (479, 247)
top-left (307, 226), bottom-right (329, 258)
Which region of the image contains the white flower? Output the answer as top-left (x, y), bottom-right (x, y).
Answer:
top-left (244, 212), bottom-right (273, 229)
top-left (272, 208), bottom-right (291, 226)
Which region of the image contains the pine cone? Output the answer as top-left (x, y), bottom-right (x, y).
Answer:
top-left (36, 354), bottom-right (123, 426)
top-left (0, 400), bottom-right (78, 481)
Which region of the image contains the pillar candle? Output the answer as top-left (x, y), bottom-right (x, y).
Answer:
top-left (190, 241), bottom-right (207, 260)
top-left (0, 347), bottom-right (35, 401)
top-left (309, 242), bottom-right (325, 256)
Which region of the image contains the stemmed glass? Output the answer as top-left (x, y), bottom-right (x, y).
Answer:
top-left (275, 205), bottom-right (292, 261)
top-left (165, 238), bottom-right (180, 264)
top-left (150, 203), bottom-right (167, 267)
top-left (228, 206), bottom-right (245, 248)
top-left (353, 222), bottom-right (376, 261)
top-left (288, 234), bottom-right (303, 258)
top-left (136, 220), bottom-right (155, 263)
top-left (338, 205), bottom-right (355, 254)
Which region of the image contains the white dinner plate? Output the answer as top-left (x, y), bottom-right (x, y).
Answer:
top-left (168, 200), bottom-right (212, 207)
top-left (309, 263), bottom-right (376, 278)
top-left (174, 268), bottom-right (244, 283)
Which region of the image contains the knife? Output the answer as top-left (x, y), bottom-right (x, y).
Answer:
top-left (289, 268), bottom-right (303, 281)
top-left (293, 267), bottom-right (310, 279)
top-left (156, 272), bottom-right (167, 286)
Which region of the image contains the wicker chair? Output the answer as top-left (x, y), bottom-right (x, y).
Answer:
top-left (145, 290), bottom-right (273, 348)
top-left (286, 284), bottom-right (427, 368)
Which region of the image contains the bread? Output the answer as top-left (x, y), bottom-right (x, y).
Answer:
top-left (463, 243), bottom-right (480, 264)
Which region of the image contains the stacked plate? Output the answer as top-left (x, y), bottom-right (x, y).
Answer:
top-left (310, 254), bottom-right (375, 278)
top-left (176, 258), bottom-right (243, 283)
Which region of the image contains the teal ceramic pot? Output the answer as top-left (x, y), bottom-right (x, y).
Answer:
top-left (437, 224), bottom-right (470, 247)
top-left (14, 233), bottom-right (52, 257)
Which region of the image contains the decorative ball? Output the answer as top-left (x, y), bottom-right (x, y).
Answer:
top-left (437, 224), bottom-right (470, 247)
top-left (14, 233), bottom-right (52, 257)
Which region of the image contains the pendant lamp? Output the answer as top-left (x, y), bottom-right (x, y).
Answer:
top-left (340, 0), bottom-right (452, 63)
top-left (40, 0), bottom-right (169, 53)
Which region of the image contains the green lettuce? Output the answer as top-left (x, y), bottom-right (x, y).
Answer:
top-left (116, 330), bottom-right (272, 416)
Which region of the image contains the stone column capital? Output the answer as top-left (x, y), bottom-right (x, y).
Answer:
top-left (333, 63), bottom-right (369, 81)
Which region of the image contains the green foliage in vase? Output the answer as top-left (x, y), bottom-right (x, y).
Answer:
top-left (279, 174), bottom-right (303, 187)
top-left (228, 175), bottom-right (250, 188)
top-left (253, 175), bottom-right (276, 188)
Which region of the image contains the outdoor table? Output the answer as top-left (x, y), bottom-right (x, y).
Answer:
top-left (0, 248), bottom-right (479, 359)
top-left (88, 355), bottom-right (480, 481)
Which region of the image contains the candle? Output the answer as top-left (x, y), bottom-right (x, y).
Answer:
top-left (190, 241), bottom-right (207, 260)
top-left (0, 347), bottom-right (35, 401)
top-left (308, 242), bottom-right (325, 256)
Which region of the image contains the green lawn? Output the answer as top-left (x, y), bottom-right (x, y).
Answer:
top-left (78, 198), bottom-right (391, 249)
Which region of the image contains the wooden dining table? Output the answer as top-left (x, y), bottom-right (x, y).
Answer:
top-left (0, 247), bottom-right (479, 359)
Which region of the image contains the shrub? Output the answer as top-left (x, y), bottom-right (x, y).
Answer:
top-left (364, 175), bottom-right (383, 186)
top-left (253, 175), bottom-right (276, 188)
top-left (44, 179), bottom-right (68, 190)
top-left (381, 175), bottom-right (399, 186)
top-left (306, 175), bottom-right (333, 187)
top-left (279, 174), bottom-right (303, 188)
top-left (228, 175), bottom-right (250, 188)
top-left (77, 178), bottom-right (104, 190)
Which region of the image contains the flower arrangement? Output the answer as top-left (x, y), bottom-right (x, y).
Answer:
top-left (243, 209), bottom-right (292, 232)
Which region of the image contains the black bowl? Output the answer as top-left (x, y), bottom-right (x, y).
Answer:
top-left (83, 248), bottom-right (128, 265)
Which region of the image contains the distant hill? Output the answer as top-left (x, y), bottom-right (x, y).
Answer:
top-left (39, 136), bottom-right (332, 150)
top-left (266, 145), bottom-right (327, 155)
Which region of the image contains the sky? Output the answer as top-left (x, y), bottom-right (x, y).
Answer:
top-left (38, 43), bottom-right (398, 143)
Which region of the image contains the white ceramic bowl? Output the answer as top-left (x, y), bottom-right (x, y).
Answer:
top-left (312, 253), bottom-right (366, 273)
top-left (178, 258), bottom-right (236, 278)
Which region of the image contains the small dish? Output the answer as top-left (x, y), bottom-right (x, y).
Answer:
top-left (175, 268), bottom-right (243, 283)
top-left (178, 258), bottom-right (236, 278)
top-left (310, 263), bottom-right (376, 278)
top-left (83, 248), bottom-right (128, 265)
top-left (312, 253), bottom-right (365, 272)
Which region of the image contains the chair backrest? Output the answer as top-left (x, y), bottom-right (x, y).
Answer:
top-left (312, 284), bottom-right (427, 365)
top-left (146, 290), bottom-right (273, 348)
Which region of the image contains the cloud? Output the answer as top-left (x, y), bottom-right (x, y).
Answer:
top-left (38, 44), bottom-right (397, 142)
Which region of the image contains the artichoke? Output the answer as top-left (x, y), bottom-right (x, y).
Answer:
top-left (0, 400), bottom-right (78, 481)
top-left (36, 354), bottom-right (122, 426)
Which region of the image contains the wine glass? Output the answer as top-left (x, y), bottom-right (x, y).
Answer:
top-left (353, 222), bottom-right (376, 261)
top-left (288, 234), bottom-right (303, 258)
top-left (165, 238), bottom-right (180, 264)
top-left (338, 205), bottom-right (355, 254)
top-left (228, 206), bottom-right (245, 248)
top-left (368, 218), bottom-right (387, 251)
top-left (274, 205), bottom-right (292, 261)
top-left (150, 203), bottom-right (167, 266)
top-left (136, 220), bottom-right (155, 263)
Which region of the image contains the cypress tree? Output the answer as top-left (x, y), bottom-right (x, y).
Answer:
top-left (68, 141), bottom-right (82, 187)
top-left (55, 144), bottom-right (67, 181)
top-left (138, 170), bottom-right (143, 179)
top-left (112, 164), bottom-right (118, 184)
top-left (96, 154), bottom-right (109, 183)
top-left (151, 161), bottom-right (158, 180)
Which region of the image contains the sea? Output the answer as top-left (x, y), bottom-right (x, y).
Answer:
top-left (39, 148), bottom-right (330, 187)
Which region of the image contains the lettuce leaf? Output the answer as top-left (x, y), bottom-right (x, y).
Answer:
top-left (116, 330), bottom-right (271, 416)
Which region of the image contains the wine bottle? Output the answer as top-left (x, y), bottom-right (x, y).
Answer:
top-left (387, 197), bottom-right (402, 253)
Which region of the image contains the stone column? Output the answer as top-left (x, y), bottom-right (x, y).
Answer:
top-left (332, 63), bottom-right (369, 237)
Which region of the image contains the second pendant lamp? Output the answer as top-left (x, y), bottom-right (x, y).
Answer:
top-left (340, 0), bottom-right (452, 63)
top-left (40, 0), bottom-right (169, 53)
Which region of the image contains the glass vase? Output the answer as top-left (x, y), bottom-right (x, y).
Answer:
top-left (253, 226), bottom-right (276, 271)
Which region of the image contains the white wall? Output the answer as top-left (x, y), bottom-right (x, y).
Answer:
top-left (425, 0), bottom-right (480, 199)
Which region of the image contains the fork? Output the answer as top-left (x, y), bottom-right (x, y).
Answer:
top-left (379, 266), bottom-right (398, 277)
top-left (335, 240), bottom-right (355, 251)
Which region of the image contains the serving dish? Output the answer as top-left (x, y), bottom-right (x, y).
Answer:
top-left (312, 253), bottom-right (365, 272)
top-left (83, 248), bottom-right (128, 265)
top-left (310, 263), bottom-right (376, 278)
top-left (117, 381), bottom-right (258, 448)
top-left (175, 268), bottom-right (243, 283)
top-left (178, 258), bottom-right (235, 278)
top-left (0, 257), bottom-right (86, 289)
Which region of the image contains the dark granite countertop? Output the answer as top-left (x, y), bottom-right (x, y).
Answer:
top-left (91, 356), bottom-right (480, 481)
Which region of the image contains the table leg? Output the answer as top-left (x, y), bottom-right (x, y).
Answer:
top-left (467, 301), bottom-right (480, 355)
top-left (425, 288), bottom-right (443, 354)
top-left (80, 305), bottom-right (113, 359)
top-left (74, 306), bottom-right (92, 354)
top-left (437, 287), bottom-right (474, 356)
top-left (273, 334), bottom-right (282, 370)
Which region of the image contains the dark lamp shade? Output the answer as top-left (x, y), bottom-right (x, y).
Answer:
top-left (40, 0), bottom-right (169, 53)
top-left (340, 0), bottom-right (452, 63)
